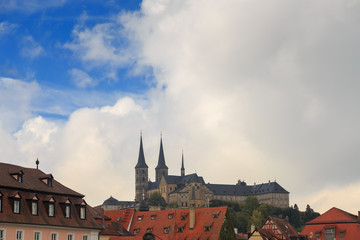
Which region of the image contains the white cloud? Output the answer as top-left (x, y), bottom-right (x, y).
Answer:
top-left (69, 68), bottom-right (97, 88)
top-left (21, 36), bottom-right (45, 59)
top-left (0, 21), bottom-right (18, 35)
top-left (3, 0), bottom-right (360, 213)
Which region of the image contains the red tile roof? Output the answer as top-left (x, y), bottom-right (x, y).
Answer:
top-left (301, 207), bottom-right (360, 240)
top-left (257, 216), bottom-right (300, 240)
top-left (105, 206), bottom-right (229, 240)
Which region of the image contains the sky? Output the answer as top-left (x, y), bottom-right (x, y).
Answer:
top-left (1, 0), bottom-right (360, 214)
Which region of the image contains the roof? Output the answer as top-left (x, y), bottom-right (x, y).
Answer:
top-left (135, 135), bottom-right (148, 169)
top-left (107, 206), bottom-right (230, 240)
top-left (155, 137), bottom-right (168, 170)
top-left (0, 163), bottom-right (101, 230)
top-left (99, 209), bottom-right (136, 232)
top-left (207, 181), bottom-right (288, 196)
top-left (306, 207), bottom-right (358, 224)
top-left (148, 173), bottom-right (205, 192)
top-left (301, 207), bottom-right (360, 240)
top-left (0, 162), bottom-right (83, 197)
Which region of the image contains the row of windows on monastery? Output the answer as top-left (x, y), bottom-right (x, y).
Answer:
top-left (0, 193), bottom-right (86, 219)
top-left (0, 229), bottom-right (89, 240)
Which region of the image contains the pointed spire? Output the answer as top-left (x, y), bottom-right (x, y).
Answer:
top-left (155, 134), bottom-right (168, 170)
top-left (181, 150), bottom-right (185, 177)
top-left (135, 132), bottom-right (148, 168)
top-left (36, 158), bottom-right (39, 169)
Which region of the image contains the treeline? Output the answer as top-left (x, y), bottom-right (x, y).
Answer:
top-left (210, 197), bottom-right (320, 233)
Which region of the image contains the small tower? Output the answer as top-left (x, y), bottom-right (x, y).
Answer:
top-left (135, 133), bottom-right (149, 202)
top-left (181, 151), bottom-right (185, 177)
top-left (155, 135), bottom-right (168, 182)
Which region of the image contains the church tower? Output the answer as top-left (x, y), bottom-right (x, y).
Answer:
top-left (135, 133), bottom-right (149, 202)
top-left (181, 151), bottom-right (185, 177)
top-left (155, 135), bottom-right (168, 182)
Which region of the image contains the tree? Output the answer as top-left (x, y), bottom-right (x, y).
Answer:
top-left (148, 192), bottom-right (166, 207)
top-left (243, 197), bottom-right (260, 217)
top-left (250, 209), bottom-right (264, 228)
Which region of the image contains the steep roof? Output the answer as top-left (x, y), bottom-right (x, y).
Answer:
top-left (135, 135), bottom-right (148, 169)
top-left (107, 207), bottom-right (231, 240)
top-left (0, 162), bottom-right (83, 197)
top-left (306, 207), bottom-right (358, 224)
top-left (155, 137), bottom-right (168, 170)
top-left (0, 162), bottom-right (101, 230)
top-left (207, 181), bottom-right (288, 196)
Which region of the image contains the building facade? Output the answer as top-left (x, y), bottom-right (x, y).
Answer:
top-left (134, 135), bottom-right (289, 208)
top-left (301, 207), bottom-right (360, 240)
top-left (0, 162), bottom-right (102, 240)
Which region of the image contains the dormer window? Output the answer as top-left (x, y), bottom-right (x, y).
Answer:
top-left (11, 170), bottom-right (24, 183)
top-left (134, 229), bottom-right (140, 235)
top-left (31, 196), bottom-right (39, 215)
top-left (40, 175), bottom-right (54, 187)
top-left (64, 199), bottom-right (71, 218)
top-left (137, 216), bottom-right (143, 221)
top-left (79, 201), bottom-right (86, 220)
top-left (151, 215), bottom-right (156, 220)
top-left (13, 194), bottom-right (21, 214)
top-left (177, 227), bottom-right (184, 233)
top-left (146, 228), bottom-right (152, 233)
top-left (48, 197), bottom-right (55, 217)
top-left (204, 226), bottom-right (211, 232)
top-left (168, 213), bottom-right (173, 219)
top-left (164, 227), bottom-right (170, 234)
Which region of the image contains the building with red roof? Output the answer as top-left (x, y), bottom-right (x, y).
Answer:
top-left (301, 207), bottom-right (360, 240)
top-left (100, 206), bottom-right (236, 240)
top-left (0, 162), bottom-right (102, 240)
top-left (248, 216), bottom-right (305, 240)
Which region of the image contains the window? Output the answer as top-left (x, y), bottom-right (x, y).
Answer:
top-left (204, 226), bottom-right (211, 232)
top-left (48, 203), bottom-right (55, 217)
top-left (14, 199), bottom-right (20, 213)
top-left (80, 206), bottom-right (86, 219)
top-left (181, 215), bottom-right (186, 220)
top-left (82, 235), bottom-right (88, 240)
top-left (0, 194), bottom-right (2, 212)
top-left (67, 234), bottom-right (73, 240)
top-left (65, 204), bottom-right (71, 218)
top-left (177, 227), bottom-right (184, 233)
top-left (16, 230), bottom-right (24, 240)
top-left (146, 228), bottom-right (152, 233)
top-left (0, 229), bottom-right (5, 240)
top-left (34, 232), bottom-right (41, 240)
top-left (51, 233), bottom-right (58, 240)
top-left (134, 229), bottom-right (139, 235)
top-left (18, 174), bottom-right (23, 183)
top-left (137, 216), bottom-right (143, 221)
top-left (151, 215), bottom-right (156, 220)
top-left (325, 228), bottom-right (335, 239)
top-left (32, 201), bottom-right (38, 215)
top-left (164, 227), bottom-right (169, 234)
top-left (340, 231), bottom-right (345, 238)
top-left (168, 214), bottom-right (173, 219)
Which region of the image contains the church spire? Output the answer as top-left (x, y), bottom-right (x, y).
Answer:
top-left (181, 150), bottom-right (185, 177)
top-left (135, 131), bottom-right (148, 168)
top-left (155, 134), bottom-right (168, 170)
top-left (155, 134), bottom-right (168, 182)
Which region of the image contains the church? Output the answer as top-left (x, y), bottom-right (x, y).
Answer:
top-left (135, 134), bottom-right (289, 208)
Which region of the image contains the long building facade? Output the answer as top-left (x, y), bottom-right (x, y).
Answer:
top-left (135, 135), bottom-right (289, 208)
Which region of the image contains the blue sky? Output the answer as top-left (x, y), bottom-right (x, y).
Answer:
top-left (1, 0), bottom-right (148, 121)
top-left (1, 0), bottom-right (360, 214)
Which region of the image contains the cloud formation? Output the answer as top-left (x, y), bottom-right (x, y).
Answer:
top-left (2, 0), bottom-right (360, 214)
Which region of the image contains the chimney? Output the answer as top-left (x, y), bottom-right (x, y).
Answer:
top-left (189, 205), bottom-right (195, 230)
top-left (251, 224), bottom-right (256, 233)
top-left (234, 228), bottom-right (238, 234)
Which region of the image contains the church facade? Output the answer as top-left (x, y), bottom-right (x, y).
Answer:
top-left (135, 135), bottom-right (289, 208)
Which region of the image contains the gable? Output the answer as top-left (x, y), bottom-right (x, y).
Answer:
top-left (307, 207), bottom-right (358, 224)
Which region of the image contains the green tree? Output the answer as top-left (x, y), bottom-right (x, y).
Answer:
top-left (148, 192), bottom-right (166, 207)
top-left (250, 209), bottom-right (264, 228)
top-left (243, 197), bottom-right (260, 217)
